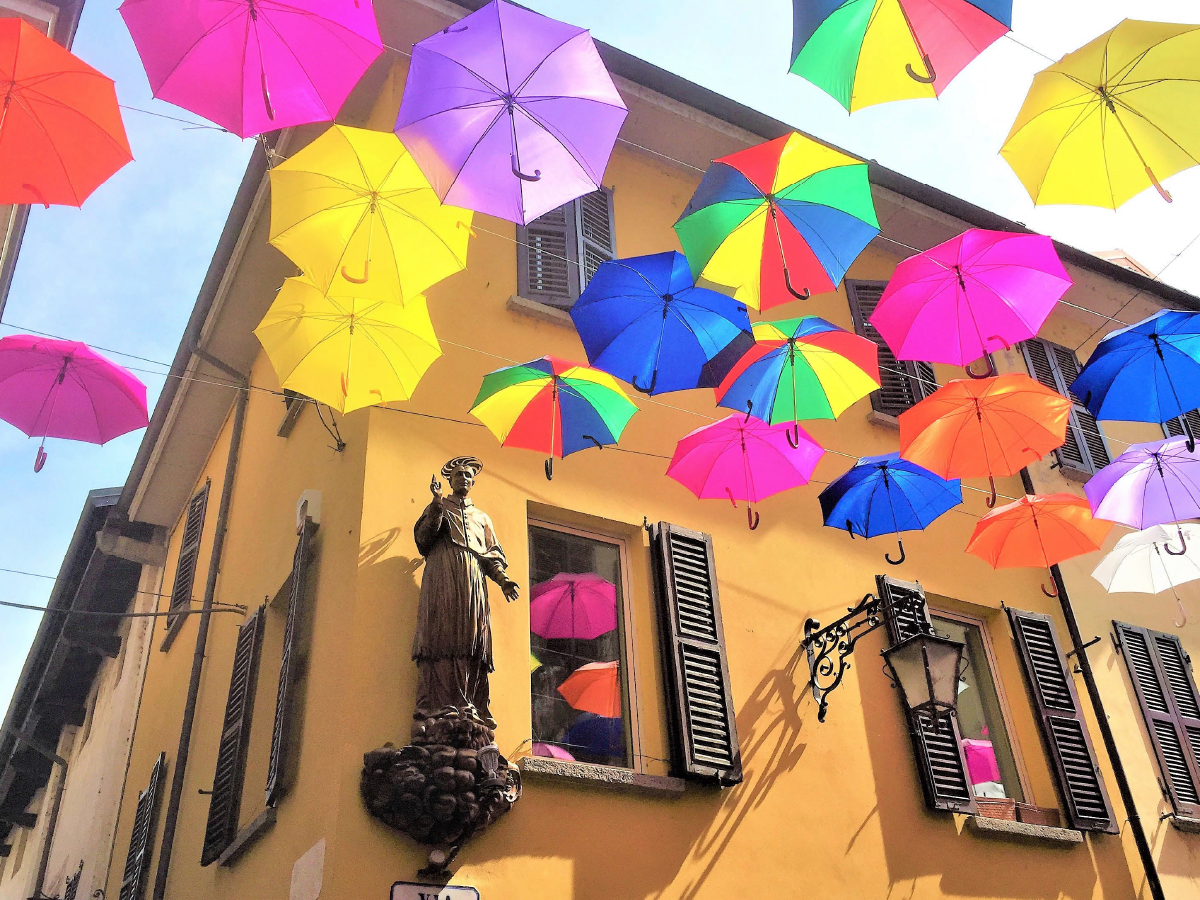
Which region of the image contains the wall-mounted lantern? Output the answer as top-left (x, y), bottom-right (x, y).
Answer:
top-left (881, 632), bottom-right (965, 721)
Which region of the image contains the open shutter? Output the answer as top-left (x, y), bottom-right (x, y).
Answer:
top-left (265, 518), bottom-right (319, 806)
top-left (1007, 608), bottom-right (1115, 831)
top-left (1021, 339), bottom-right (1110, 474)
top-left (847, 281), bottom-right (936, 417)
top-left (200, 606), bottom-right (265, 866)
top-left (1114, 622), bottom-right (1200, 818)
top-left (517, 202), bottom-right (580, 309)
top-left (1164, 409), bottom-right (1200, 441)
top-left (167, 482), bottom-right (210, 623)
top-left (117, 752), bottom-right (165, 900)
top-left (877, 576), bottom-right (976, 813)
top-left (575, 187), bottom-right (616, 290)
top-left (649, 522), bottom-right (742, 785)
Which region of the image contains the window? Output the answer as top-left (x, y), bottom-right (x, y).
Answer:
top-left (117, 752), bottom-right (165, 900)
top-left (1021, 338), bottom-right (1110, 474)
top-left (516, 188), bottom-right (616, 310)
top-left (846, 280), bottom-right (937, 416)
top-left (1164, 408), bottom-right (1200, 441)
top-left (161, 481), bottom-right (211, 648)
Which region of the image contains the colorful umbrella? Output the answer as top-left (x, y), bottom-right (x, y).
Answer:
top-left (253, 276), bottom-right (442, 414)
top-left (120, 0), bottom-right (383, 139)
top-left (0, 19), bottom-right (131, 207)
top-left (532, 742), bottom-right (576, 761)
top-left (394, 0), bottom-right (628, 225)
top-left (1001, 20), bottom-right (1200, 208)
top-left (566, 713), bottom-right (623, 758)
top-left (529, 573), bottom-right (617, 640)
top-left (789, 0), bottom-right (1012, 112)
top-left (269, 126), bottom-right (473, 305)
top-left (870, 229), bottom-right (1072, 376)
top-left (557, 660), bottom-right (621, 717)
top-left (469, 357), bottom-right (637, 480)
top-left (570, 252), bottom-right (753, 395)
top-left (0, 335), bottom-right (148, 471)
top-left (899, 374), bottom-right (1072, 506)
top-left (1091, 524), bottom-right (1200, 626)
top-left (818, 452), bottom-right (962, 564)
top-left (530, 652), bottom-right (543, 673)
top-left (674, 132), bottom-right (879, 311)
top-left (667, 414), bottom-right (824, 530)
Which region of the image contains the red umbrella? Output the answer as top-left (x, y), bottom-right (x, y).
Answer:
top-left (557, 661), bottom-right (621, 718)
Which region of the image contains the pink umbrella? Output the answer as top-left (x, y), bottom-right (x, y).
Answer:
top-left (530, 573), bottom-right (617, 640)
top-left (870, 229), bottom-right (1072, 377)
top-left (667, 414), bottom-right (824, 530)
top-left (120, 0), bottom-right (384, 139)
top-left (532, 742), bottom-right (575, 761)
top-left (0, 335), bottom-right (148, 471)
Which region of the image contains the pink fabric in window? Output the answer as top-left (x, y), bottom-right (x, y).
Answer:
top-left (961, 738), bottom-right (1001, 784)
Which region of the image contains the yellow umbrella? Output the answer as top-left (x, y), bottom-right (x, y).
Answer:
top-left (1001, 20), bottom-right (1200, 209)
top-left (269, 125), bottom-right (473, 304)
top-left (254, 276), bottom-right (441, 414)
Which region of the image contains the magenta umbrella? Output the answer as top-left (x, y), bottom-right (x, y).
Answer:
top-left (667, 415), bottom-right (824, 530)
top-left (394, 0), bottom-right (628, 225)
top-left (532, 742), bottom-right (575, 761)
top-left (119, 0), bottom-right (383, 139)
top-left (870, 229), bottom-right (1072, 377)
top-left (530, 573), bottom-right (617, 640)
top-left (0, 335), bottom-right (148, 471)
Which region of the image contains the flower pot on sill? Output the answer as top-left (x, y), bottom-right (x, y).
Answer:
top-left (1016, 803), bottom-right (1061, 828)
top-left (975, 797), bottom-right (1017, 820)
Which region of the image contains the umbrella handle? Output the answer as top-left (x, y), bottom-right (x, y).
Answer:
top-left (260, 67), bottom-right (275, 122)
top-left (1041, 579), bottom-right (1058, 598)
top-left (33, 446), bottom-right (46, 473)
top-left (985, 476), bottom-right (997, 509)
top-left (845, 519), bottom-right (856, 540)
top-left (631, 371), bottom-right (658, 394)
top-left (511, 154), bottom-right (542, 182)
top-left (341, 261), bottom-right (370, 284)
top-left (21, 184), bottom-right (49, 210)
top-left (544, 457), bottom-right (553, 481)
top-left (885, 538), bottom-right (906, 566)
top-left (786, 422), bottom-right (801, 448)
top-left (724, 487), bottom-right (738, 508)
top-left (747, 505), bottom-right (760, 531)
top-left (582, 434), bottom-right (603, 449)
top-left (1146, 166), bottom-right (1174, 203)
top-left (906, 54), bottom-right (937, 84)
top-left (744, 400), bottom-right (754, 423)
top-left (781, 266), bottom-right (811, 301)
top-left (1165, 527), bottom-right (1188, 556)
top-left (456, 220), bottom-right (478, 238)
top-left (443, 22), bottom-right (468, 33)
top-left (964, 354), bottom-right (997, 379)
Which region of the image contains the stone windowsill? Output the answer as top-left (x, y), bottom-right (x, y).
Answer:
top-left (217, 807), bottom-right (277, 867)
top-left (867, 410), bottom-right (900, 431)
top-left (519, 756), bottom-right (686, 797)
top-left (1167, 814), bottom-right (1200, 834)
top-left (158, 613), bottom-right (186, 653)
top-left (965, 814), bottom-right (1083, 846)
top-left (507, 295), bottom-right (574, 327)
top-left (1058, 465), bottom-right (1091, 485)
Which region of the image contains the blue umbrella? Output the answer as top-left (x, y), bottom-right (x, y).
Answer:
top-left (570, 251), bottom-right (753, 395)
top-left (565, 712), bottom-right (624, 759)
top-left (818, 452), bottom-right (962, 565)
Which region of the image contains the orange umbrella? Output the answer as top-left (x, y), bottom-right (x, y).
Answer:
top-left (557, 661), bottom-right (621, 718)
top-left (899, 374), bottom-right (1071, 507)
top-left (0, 19), bottom-right (132, 207)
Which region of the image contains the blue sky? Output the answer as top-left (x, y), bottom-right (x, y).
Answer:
top-left (0, 0), bottom-right (1198, 711)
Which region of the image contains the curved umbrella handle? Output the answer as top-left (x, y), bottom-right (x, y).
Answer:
top-left (1165, 526), bottom-right (1188, 556)
top-left (582, 434), bottom-right (604, 450)
top-left (885, 538), bottom-right (906, 566)
top-left (845, 519), bottom-right (856, 540)
top-left (724, 487), bottom-right (738, 509)
top-left (985, 476), bottom-right (997, 509)
top-left (341, 260), bottom-right (370, 284)
top-left (747, 505), bottom-right (760, 531)
top-left (781, 265), bottom-right (811, 301)
top-left (631, 371), bottom-right (658, 394)
top-left (21, 184), bottom-right (49, 209)
top-left (744, 400), bottom-right (754, 423)
top-left (1188, 435), bottom-right (1196, 454)
top-left (544, 457), bottom-right (554, 481)
top-left (1146, 166), bottom-right (1174, 203)
top-left (33, 446), bottom-right (46, 473)
top-left (987, 335), bottom-right (1013, 352)
top-left (906, 54), bottom-right (937, 84)
top-left (786, 422), bottom-right (801, 449)
top-left (1041, 580), bottom-right (1059, 598)
top-left (261, 68), bottom-right (275, 122)
top-left (964, 354), bottom-right (997, 379)
top-left (511, 154), bottom-right (542, 182)
top-left (443, 22), bottom-right (468, 33)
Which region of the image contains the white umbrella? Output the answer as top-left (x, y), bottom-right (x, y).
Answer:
top-left (1091, 524), bottom-right (1200, 625)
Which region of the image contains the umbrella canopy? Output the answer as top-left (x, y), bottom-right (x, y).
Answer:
top-left (253, 277), bottom-right (442, 414)
top-left (1071, 310), bottom-right (1200, 426)
top-left (674, 132), bottom-right (879, 311)
top-left (394, 0), bottom-right (627, 225)
top-left (789, 0), bottom-right (1012, 112)
top-left (532, 742), bottom-right (576, 761)
top-left (870, 229), bottom-right (1072, 372)
top-left (566, 713), bottom-right (623, 758)
top-left (966, 493), bottom-right (1113, 569)
top-left (120, 0), bottom-right (383, 139)
top-left (557, 660), bottom-right (621, 717)
top-left (0, 19), bottom-right (131, 207)
top-left (570, 252), bottom-right (753, 395)
top-left (529, 573), bottom-right (617, 640)
top-left (269, 126), bottom-right (472, 306)
top-left (1092, 525), bottom-right (1200, 595)
top-left (1001, 20), bottom-right (1200, 208)
top-left (1085, 437), bottom-right (1200, 530)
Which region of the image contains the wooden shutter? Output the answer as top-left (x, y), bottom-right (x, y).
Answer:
top-left (1006, 607), bottom-right (1116, 831)
top-left (847, 281), bottom-right (936, 416)
top-left (167, 482), bottom-right (210, 622)
top-left (517, 202), bottom-right (579, 309)
top-left (877, 576), bottom-right (976, 813)
top-left (1020, 339), bottom-right (1110, 474)
top-left (117, 752), bottom-right (165, 900)
top-left (649, 522), bottom-right (742, 785)
top-left (575, 187), bottom-right (616, 290)
top-left (265, 518), bottom-right (319, 806)
top-left (200, 606), bottom-right (266, 866)
top-left (63, 860), bottom-right (82, 900)
top-left (1164, 408), bottom-right (1200, 441)
top-left (1114, 621), bottom-right (1200, 817)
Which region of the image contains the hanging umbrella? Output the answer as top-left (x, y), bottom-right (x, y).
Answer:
top-left (674, 132), bottom-right (879, 311)
top-left (870, 229), bottom-right (1073, 376)
top-left (253, 276), bottom-right (442, 414)
top-left (120, 0), bottom-right (384, 139)
top-left (1092, 524), bottom-right (1200, 626)
top-left (899, 374), bottom-right (1072, 507)
top-left (529, 573), bottom-right (617, 640)
top-left (532, 742), bottom-right (576, 761)
top-left (0, 335), bottom-right (148, 471)
top-left (715, 316), bottom-right (880, 441)
top-left (566, 713), bottom-right (623, 758)
top-left (667, 414), bottom-right (824, 530)
top-left (530, 652), bottom-right (543, 673)
top-left (818, 452), bottom-right (962, 565)
top-left (569, 252), bottom-right (753, 395)
top-left (0, 19), bottom-right (131, 207)
top-left (557, 660), bottom-right (621, 717)
top-left (469, 356), bottom-right (637, 480)
top-left (1001, 20), bottom-right (1200, 208)
top-left (394, 0), bottom-right (628, 225)
top-left (789, 0), bottom-right (1012, 112)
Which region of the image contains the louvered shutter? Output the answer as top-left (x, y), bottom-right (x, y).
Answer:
top-left (1164, 409), bottom-right (1200, 441)
top-left (575, 187), bottom-right (616, 289)
top-left (118, 752), bottom-right (165, 900)
top-left (1006, 608), bottom-right (1115, 831)
top-left (265, 518), bottom-right (319, 806)
top-left (877, 576), bottom-right (976, 813)
top-left (1114, 622), bottom-right (1200, 817)
top-left (517, 203), bottom-right (579, 309)
top-left (201, 606), bottom-right (265, 866)
top-left (847, 281), bottom-right (936, 416)
top-left (1020, 339), bottom-right (1110, 474)
top-left (167, 482), bottom-right (210, 623)
top-left (649, 522), bottom-right (742, 785)
top-left (63, 861), bottom-right (82, 900)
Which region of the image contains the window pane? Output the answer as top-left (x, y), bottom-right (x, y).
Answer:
top-left (528, 525), bottom-right (630, 768)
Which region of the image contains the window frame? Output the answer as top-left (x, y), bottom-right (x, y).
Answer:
top-left (516, 187), bottom-right (616, 311)
top-left (845, 279), bottom-right (937, 417)
top-left (1019, 337), bottom-right (1111, 475)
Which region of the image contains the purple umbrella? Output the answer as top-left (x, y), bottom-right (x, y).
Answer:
top-left (395, 0), bottom-right (628, 225)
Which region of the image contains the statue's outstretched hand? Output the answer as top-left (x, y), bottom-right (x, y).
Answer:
top-left (430, 475), bottom-right (443, 508)
top-left (501, 579), bottom-right (520, 603)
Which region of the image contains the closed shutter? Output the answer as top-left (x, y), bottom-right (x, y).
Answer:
top-left (847, 281), bottom-right (936, 416)
top-left (1006, 608), bottom-right (1116, 831)
top-left (63, 860), bottom-right (82, 900)
top-left (1114, 621), bottom-right (1200, 817)
top-left (200, 606), bottom-right (266, 866)
top-left (649, 522), bottom-right (742, 785)
top-left (1021, 339), bottom-right (1110, 474)
top-left (877, 576), bottom-right (976, 813)
top-left (516, 189), bottom-right (615, 310)
top-left (575, 187), bottom-right (616, 289)
top-left (167, 482), bottom-right (211, 626)
top-left (1164, 409), bottom-right (1200, 441)
top-left (118, 752), bottom-right (166, 900)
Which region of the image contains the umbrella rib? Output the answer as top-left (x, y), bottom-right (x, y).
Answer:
top-left (438, 106), bottom-right (509, 210)
top-left (9, 83), bottom-right (130, 157)
top-left (512, 31), bottom-right (596, 97)
top-left (7, 91), bottom-right (81, 201)
top-left (257, 15), bottom-right (342, 121)
top-left (1109, 99), bottom-right (1200, 168)
top-left (150, 6), bottom-right (246, 118)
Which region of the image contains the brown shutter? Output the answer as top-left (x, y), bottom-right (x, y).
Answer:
top-left (1006, 607), bottom-right (1116, 831)
top-left (847, 281), bottom-right (936, 416)
top-left (576, 187), bottom-right (616, 290)
top-left (877, 576), bottom-right (976, 813)
top-left (167, 482), bottom-right (211, 624)
top-left (1114, 621), bottom-right (1200, 817)
top-left (649, 522), bottom-right (742, 785)
top-left (1020, 339), bottom-right (1110, 473)
top-left (200, 606), bottom-right (266, 866)
top-left (117, 752), bottom-right (166, 900)
top-left (1164, 409), bottom-right (1200, 440)
top-left (517, 202), bottom-right (580, 309)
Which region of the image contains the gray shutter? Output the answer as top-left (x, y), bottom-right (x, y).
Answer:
top-left (575, 187), bottom-right (616, 290)
top-left (847, 281), bottom-right (936, 416)
top-left (1164, 409), bottom-right (1200, 440)
top-left (516, 202), bottom-right (579, 309)
top-left (1114, 622), bottom-right (1200, 818)
top-left (201, 606), bottom-right (266, 866)
top-left (63, 860), bottom-right (82, 900)
top-left (1020, 339), bottom-right (1110, 473)
top-left (1007, 608), bottom-right (1116, 832)
top-left (118, 752), bottom-right (166, 900)
top-left (167, 482), bottom-right (210, 620)
top-left (649, 522), bottom-right (742, 785)
top-left (877, 576), bottom-right (976, 813)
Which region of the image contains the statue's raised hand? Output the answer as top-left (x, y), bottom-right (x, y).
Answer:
top-left (430, 475), bottom-right (444, 509)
